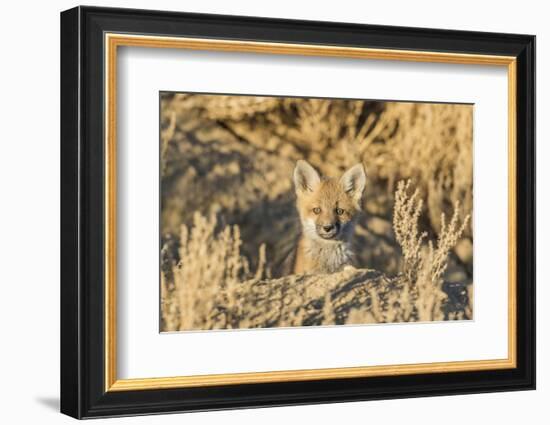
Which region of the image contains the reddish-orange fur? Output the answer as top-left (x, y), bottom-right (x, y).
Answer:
top-left (292, 160), bottom-right (366, 274)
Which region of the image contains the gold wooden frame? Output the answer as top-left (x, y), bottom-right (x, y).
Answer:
top-left (104, 33), bottom-right (517, 392)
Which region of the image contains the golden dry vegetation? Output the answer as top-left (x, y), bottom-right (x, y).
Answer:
top-left (160, 93), bottom-right (473, 331)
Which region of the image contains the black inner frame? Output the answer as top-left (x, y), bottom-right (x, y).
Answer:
top-left (60, 6), bottom-right (535, 419)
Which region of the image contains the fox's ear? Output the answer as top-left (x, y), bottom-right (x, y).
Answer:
top-left (340, 164), bottom-right (366, 203)
top-left (294, 160), bottom-right (321, 195)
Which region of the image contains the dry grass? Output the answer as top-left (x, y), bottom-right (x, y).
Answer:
top-left (393, 180), bottom-right (470, 322)
top-left (161, 181), bottom-right (471, 330)
top-left (160, 93), bottom-right (473, 331)
top-left (162, 212), bottom-right (266, 331)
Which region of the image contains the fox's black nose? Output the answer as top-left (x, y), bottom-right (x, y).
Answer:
top-left (323, 224), bottom-right (335, 232)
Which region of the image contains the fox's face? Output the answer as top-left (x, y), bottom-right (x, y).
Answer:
top-left (293, 160), bottom-right (366, 242)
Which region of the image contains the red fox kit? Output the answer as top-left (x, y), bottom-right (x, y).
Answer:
top-left (292, 160), bottom-right (366, 274)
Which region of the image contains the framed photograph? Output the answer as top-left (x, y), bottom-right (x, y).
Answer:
top-left (60, 6), bottom-right (535, 419)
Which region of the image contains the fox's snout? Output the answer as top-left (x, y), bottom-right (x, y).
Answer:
top-left (317, 222), bottom-right (340, 239)
top-left (321, 223), bottom-right (336, 232)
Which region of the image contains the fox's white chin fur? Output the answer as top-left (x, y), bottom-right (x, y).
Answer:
top-left (300, 218), bottom-right (355, 273)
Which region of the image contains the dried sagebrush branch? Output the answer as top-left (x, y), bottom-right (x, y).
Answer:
top-left (393, 180), bottom-right (470, 321)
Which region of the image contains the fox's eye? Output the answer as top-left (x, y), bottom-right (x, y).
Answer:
top-left (335, 208), bottom-right (344, 215)
top-left (313, 207), bottom-right (321, 215)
